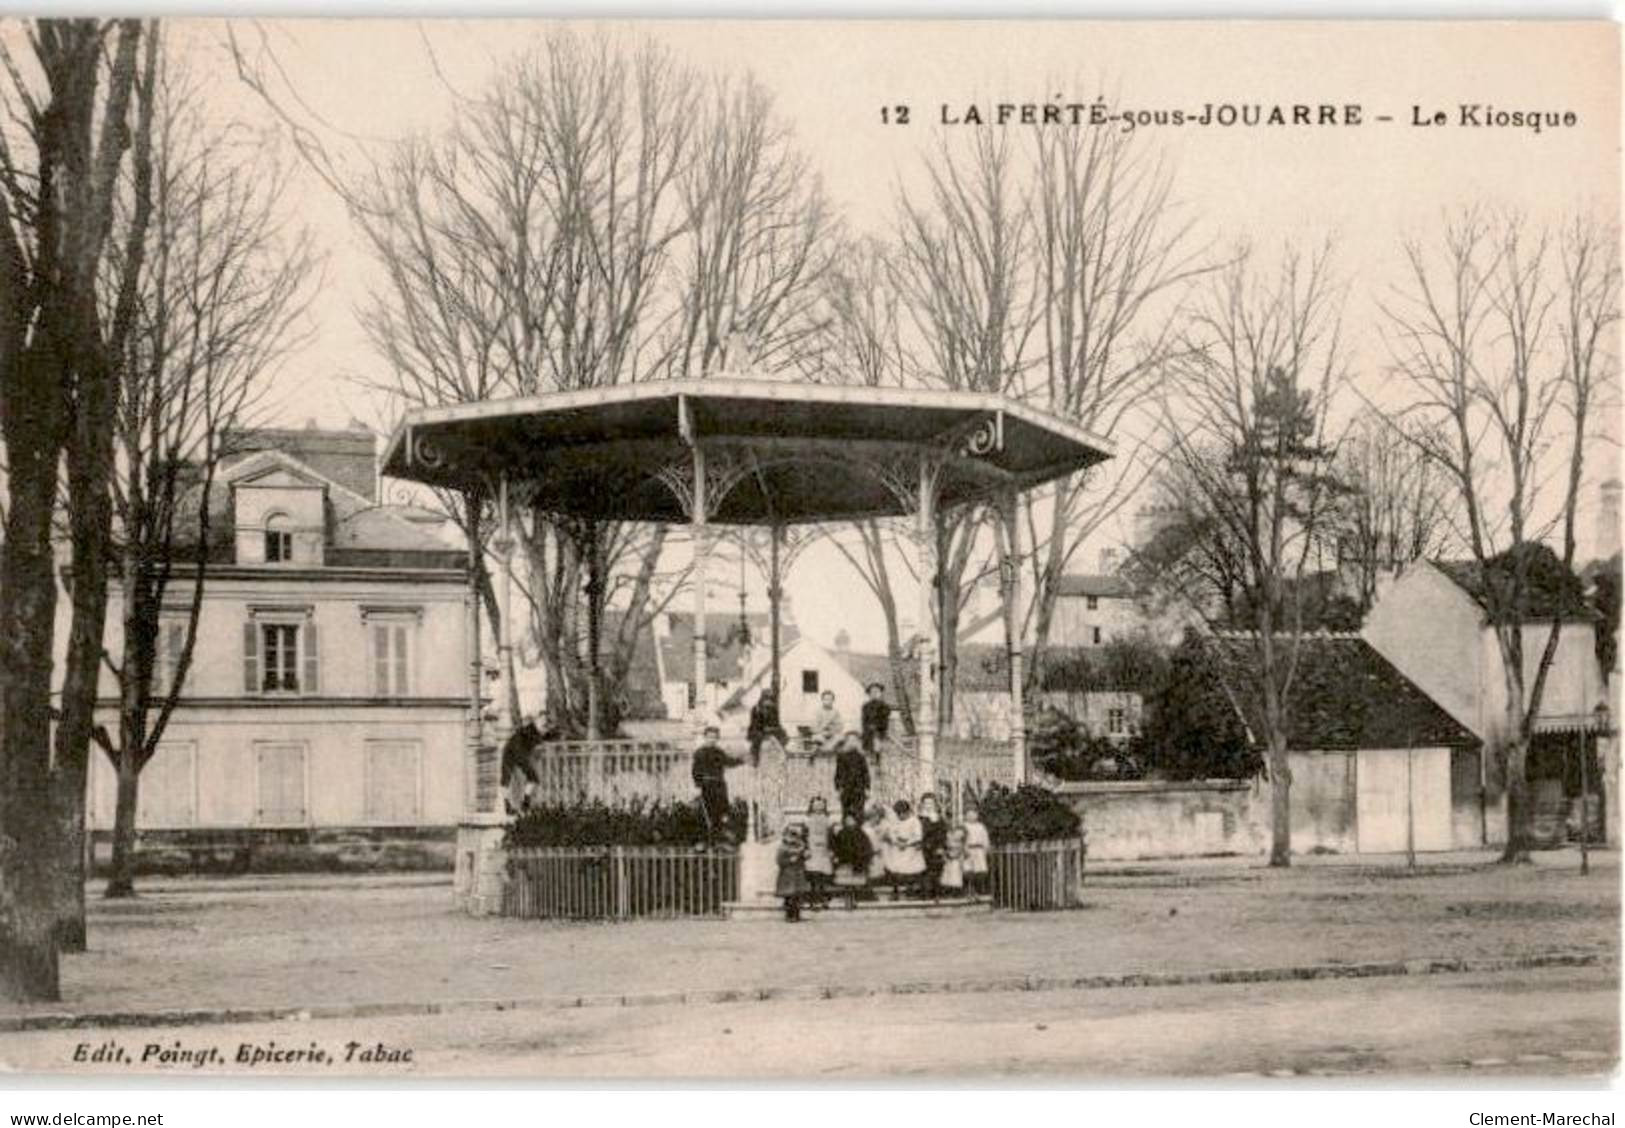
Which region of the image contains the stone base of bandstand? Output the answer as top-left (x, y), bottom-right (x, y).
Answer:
top-left (726, 834), bottom-right (991, 920)
top-left (453, 813), bottom-right (510, 916)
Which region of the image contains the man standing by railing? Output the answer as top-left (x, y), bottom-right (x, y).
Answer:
top-left (692, 723), bottom-right (745, 845)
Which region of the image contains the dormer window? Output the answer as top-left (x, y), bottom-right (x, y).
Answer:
top-left (264, 513), bottom-right (293, 563)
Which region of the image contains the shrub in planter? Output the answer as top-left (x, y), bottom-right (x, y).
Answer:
top-left (504, 796), bottom-right (748, 849)
top-left (973, 783), bottom-right (1082, 844)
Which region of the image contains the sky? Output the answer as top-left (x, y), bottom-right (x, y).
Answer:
top-left (170, 18), bottom-right (1621, 650)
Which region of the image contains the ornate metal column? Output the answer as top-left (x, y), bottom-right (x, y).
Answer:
top-left (1001, 487), bottom-right (1027, 785)
top-left (769, 521), bottom-right (783, 701)
top-left (691, 443), bottom-right (710, 736)
top-left (494, 477), bottom-right (517, 760)
top-left (916, 453), bottom-right (940, 793)
top-left (464, 488), bottom-right (483, 816)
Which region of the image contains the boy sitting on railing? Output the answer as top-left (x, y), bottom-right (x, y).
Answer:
top-left (811, 690), bottom-right (843, 754)
top-left (747, 688), bottom-right (787, 764)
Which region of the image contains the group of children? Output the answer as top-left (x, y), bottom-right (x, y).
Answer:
top-left (773, 793), bottom-right (991, 921)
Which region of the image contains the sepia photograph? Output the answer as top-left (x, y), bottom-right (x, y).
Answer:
top-left (0, 13), bottom-right (1618, 1098)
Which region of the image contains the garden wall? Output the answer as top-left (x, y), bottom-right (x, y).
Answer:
top-left (1056, 779), bottom-right (1268, 861)
top-left (1056, 755), bottom-right (1359, 861)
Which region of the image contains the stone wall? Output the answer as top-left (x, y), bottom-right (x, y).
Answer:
top-left (89, 825), bottom-right (455, 876)
top-left (1057, 779), bottom-right (1269, 861)
top-left (1057, 753), bottom-right (1364, 862)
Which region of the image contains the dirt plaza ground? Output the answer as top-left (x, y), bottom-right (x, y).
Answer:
top-left (3, 850), bottom-right (1616, 1027)
top-left (2, 965), bottom-right (1616, 1080)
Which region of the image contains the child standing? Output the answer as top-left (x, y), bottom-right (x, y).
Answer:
top-left (884, 799), bottom-right (924, 900)
top-left (830, 811), bottom-right (874, 909)
top-left (775, 823), bottom-right (809, 922)
top-left (917, 793), bottom-right (947, 901)
top-left (962, 804), bottom-right (991, 897)
top-left (780, 825), bottom-right (812, 923)
top-left (803, 796), bottom-right (834, 909)
top-left (940, 824), bottom-right (968, 898)
top-left (862, 804), bottom-right (889, 885)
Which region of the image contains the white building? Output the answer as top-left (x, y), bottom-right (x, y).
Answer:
top-left (73, 426), bottom-right (472, 871)
top-left (1363, 557), bottom-right (1609, 846)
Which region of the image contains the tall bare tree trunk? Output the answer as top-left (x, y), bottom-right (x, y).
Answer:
top-left (0, 386), bottom-right (67, 999)
top-left (107, 754), bottom-right (143, 897)
top-left (51, 365), bottom-right (118, 940)
top-left (1501, 704), bottom-right (1534, 864)
top-left (1267, 735), bottom-right (1293, 868)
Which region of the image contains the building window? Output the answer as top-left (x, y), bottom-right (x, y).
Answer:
top-left (1092, 626), bottom-right (1102, 646)
top-left (264, 513), bottom-right (293, 563)
top-left (365, 740), bottom-right (422, 823)
top-left (371, 621), bottom-right (412, 696)
top-left (244, 615), bottom-right (319, 695)
top-left (1107, 707), bottom-right (1127, 736)
top-left (262, 623), bottom-right (300, 692)
top-left (801, 669), bottom-right (819, 694)
top-left (255, 742), bottom-right (307, 825)
top-left (1086, 595), bottom-right (1099, 611)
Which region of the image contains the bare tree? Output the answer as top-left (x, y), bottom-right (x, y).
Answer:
top-left (893, 131), bottom-right (1033, 727)
top-left (661, 72), bottom-right (834, 380)
top-left (347, 34), bottom-right (701, 737)
top-left (93, 57), bottom-right (314, 900)
top-left (1381, 208), bottom-right (1619, 862)
top-left (812, 237), bottom-right (919, 731)
top-left (1161, 243), bottom-right (1349, 867)
top-left (1021, 123), bottom-right (1206, 669)
top-left (0, 18), bottom-right (147, 1001)
top-left (348, 34), bottom-right (831, 737)
top-left (48, 22), bottom-right (157, 948)
top-left (887, 118), bottom-right (1204, 731)
top-left (1332, 409), bottom-right (1451, 614)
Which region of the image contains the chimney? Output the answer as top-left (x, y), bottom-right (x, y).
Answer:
top-left (1099, 546), bottom-right (1120, 573)
top-left (834, 629), bottom-right (851, 653)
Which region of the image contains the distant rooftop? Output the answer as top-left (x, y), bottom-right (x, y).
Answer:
top-left (1206, 633), bottom-right (1479, 751)
top-left (1055, 574), bottom-right (1137, 600)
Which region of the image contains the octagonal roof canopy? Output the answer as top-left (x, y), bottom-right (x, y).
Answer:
top-left (381, 380), bottom-right (1113, 526)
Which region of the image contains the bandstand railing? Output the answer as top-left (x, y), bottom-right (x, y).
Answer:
top-left (524, 734), bottom-right (1022, 835)
top-left (531, 739), bottom-right (693, 806)
top-left (503, 844), bottom-right (739, 920)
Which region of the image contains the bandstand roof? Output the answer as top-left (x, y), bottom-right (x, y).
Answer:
top-left (380, 380), bottom-right (1113, 526)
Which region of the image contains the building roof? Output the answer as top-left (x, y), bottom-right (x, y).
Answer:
top-left (1055, 573), bottom-right (1137, 599)
top-left (1435, 553), bottom-right (1598, 623)
top-left (382, 380), bottom-right (1113, 525)
top-left (185, 429), bottom-right (465, 570)
top-left (834, 649), bottom-right (903, 696)
top-left (226, 425), bottom-right (378, 502)
top-left (1206, 632), bottom-right (1479, 751)
top-left (657, 612), bottom-right (801, 686)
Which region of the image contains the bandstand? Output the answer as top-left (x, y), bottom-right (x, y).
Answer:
top-left (380, 380), bottom-right (1111, 913)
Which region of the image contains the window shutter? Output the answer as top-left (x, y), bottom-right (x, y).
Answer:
top-left (372, 624), bottom-right (388, 696)
top-left (256, 744), bottom-right (307, 824)
top-left (366, 741), bottom-right (421, 823)
top-left (394, 625), bottom-right (410, 695)
top-left (243, 622), bottom-right (259, 694)
top-left (302, 622), bottom-right (320, 695)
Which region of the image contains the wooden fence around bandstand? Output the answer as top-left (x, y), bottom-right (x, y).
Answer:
top-left (988, 838), bottom-right (1086, 911)
top-left (503, 845), bottom-right (739, 920)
